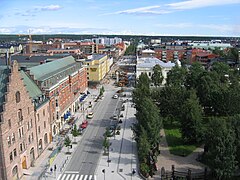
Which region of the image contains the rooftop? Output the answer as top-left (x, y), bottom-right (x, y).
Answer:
top-left (137, 57), bottom-right (175, 68)
top-left (85, 54), bottom-right (107, 62)
top-left (0, 66), bottom-right (10, 112)
top-left (29, 56), bottom-right (76, 81)
top-left (20, 71), bottom-right (42, 99)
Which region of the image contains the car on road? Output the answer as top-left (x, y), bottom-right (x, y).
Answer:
top-left (113, 114), bottom-right (118, 120)
top-left (112, 94), bottom-right (118, 99)
top-left (87, 112), bottom-right (94, 119)
top-left (80, 120), bottom-right (88, 129)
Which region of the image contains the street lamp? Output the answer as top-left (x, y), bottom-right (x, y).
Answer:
top-left (102, 169), bottom-right (106, 180)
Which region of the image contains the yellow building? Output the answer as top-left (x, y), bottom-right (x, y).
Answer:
top-left (84, 54), bottom-right (111, 82)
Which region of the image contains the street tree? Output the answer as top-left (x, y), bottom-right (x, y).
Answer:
top-left (72, 124), bottom-right (79, 143)
top-left (166, 66), bottom-right (187, 86)
top-left (64, 136), bottom-right (72, 154)
top-left (151, 64), bottom-right (163, 86)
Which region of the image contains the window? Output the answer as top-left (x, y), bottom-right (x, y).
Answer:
top-left (43, 109), bottom-right (45, 116)
top-left (27, 107), bottom-right (30, 114)
top-left (12, 133), bottom-right (15, 143)
top-left (18, 109), bottom-right (22, 121)
top-left (30, 119), bottom-right (33, 128)
top-left (18, 129), bottom-right (21, 138)
top-left (37, 114), bottom-right (40, 122)
top-left (38, 126), bottom-right (40, 134)
top-left (7, 136), bottom-right (11, 146)
top-left (13, 149), bottom-right (17, 157)
top-left (27, 122), bottom-right (29, 130)
top-left (28, 135), bottom-right (31, 144)
top-left (44, 121), bottom-right (46, 129)
top-left (19, 143), bottom-right (23, 152)
top-left (31, 132), bottom-right (34, 141)
top-left (148, 72), bottom-right (151, 77)
top-left (21, 127), bottom-right (24, 136)
top-left (9, 152), bottom-right (13, 162)
top-left (8, 119), bottom-right (11, 128)
top-left (15, 91), bottom-right (20, 103)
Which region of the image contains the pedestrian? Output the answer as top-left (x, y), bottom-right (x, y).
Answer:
top-left (50, 167), bottom-right (53, 174)
top-left (54, 164), bottom-right (57, 171)
top-left (132, 168), bottom-right (136, 175)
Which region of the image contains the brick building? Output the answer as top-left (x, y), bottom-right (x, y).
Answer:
top-left (28, 56), bottom-right (87, 138)
top-left (0, 61), bottom-right (48, 180)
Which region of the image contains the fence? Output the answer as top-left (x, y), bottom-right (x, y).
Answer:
top-left (161, 165), bottom-right (208, 180)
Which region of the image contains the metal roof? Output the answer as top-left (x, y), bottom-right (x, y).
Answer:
top-left (137, 57), bottom-right (175, 68)
top-left (29, 56), bottom-right (76, 81)
top-left (0, 66), bottom-right (10, 112)
top-left (20, 71), bottom-right (42, 99)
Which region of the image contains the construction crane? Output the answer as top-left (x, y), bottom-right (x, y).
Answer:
top-left (18, 30), bottom-right (33, 54)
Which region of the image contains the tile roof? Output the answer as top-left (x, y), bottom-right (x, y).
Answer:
top-left (29, 56), bottom-right (76, 81)
top-left (20, 71), bottom-right (42, 99)
top-left (0, 66), bottom-right (10, 112)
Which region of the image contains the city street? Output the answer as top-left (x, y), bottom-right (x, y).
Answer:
top-left (57, 82), bottom-right (123, 179)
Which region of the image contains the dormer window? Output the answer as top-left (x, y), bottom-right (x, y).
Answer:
top-left (15, 91), bottom-right (20, 103)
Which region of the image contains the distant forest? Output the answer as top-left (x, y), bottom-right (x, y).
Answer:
top-left (0, 34), bottom-right (239, 43)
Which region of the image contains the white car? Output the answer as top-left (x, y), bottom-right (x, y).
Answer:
top-left (113, 94), bottom-right (118, 99)
top-left (87, 112), bottom-right (94, 119)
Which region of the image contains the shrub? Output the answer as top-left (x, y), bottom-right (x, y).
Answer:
top-left (140, 163), bottom-right (150, 177)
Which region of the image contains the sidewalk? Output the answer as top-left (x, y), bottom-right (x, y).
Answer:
top-left (21, 88), bottom-right (99, 180)
top-left (95, 91), bottom-right (142, 180)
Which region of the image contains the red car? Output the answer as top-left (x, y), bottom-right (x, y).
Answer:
top-left (80, 120), bottom-right (88, 129)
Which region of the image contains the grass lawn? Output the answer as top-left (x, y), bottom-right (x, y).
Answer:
top-left (164, 122), bottom-right (197, 157)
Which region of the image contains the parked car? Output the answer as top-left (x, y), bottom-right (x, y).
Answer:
top-left (80, 120), bottom-right (88, 129)
top-left (87, 112), bottom-right (94, 119)
top-left (113, 114), bottom-right (118, 120)
top-left (112, 94), bottom-right (118, 99)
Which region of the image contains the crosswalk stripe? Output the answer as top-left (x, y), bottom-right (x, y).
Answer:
top-left (70, 174), bottom-right (75, 180)
top-left (75, 174), bottom-right (80, 180)
top-left (88, 175), bottom-right (92, 180)
top-left (65, 174), bottom-right (71, 180)
top-left (79, 175), bottom-right (84, 180)
top-left (57, 174), bottom-right (62, 180)
top-left (94, 175), bottom-right (97, 180)
top-left (83, 175), bottom-right (88, 180)
top-left (60, 174), bottom-right (66, 180)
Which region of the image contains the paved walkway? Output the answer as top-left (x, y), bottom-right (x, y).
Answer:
top-left (155, 129), bottom-right (206, 178)
top-left (95, 91), bottom-right (142, 180)
top-left (21, 88), bottom-right (99, 180)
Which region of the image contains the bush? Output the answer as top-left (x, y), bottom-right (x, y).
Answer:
top-left (140, 163), bottom-right (150, 177)
top-left (116, 130), bottom-right (120, 135)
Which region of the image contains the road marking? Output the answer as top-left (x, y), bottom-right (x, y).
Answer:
top-left (57, 174), bottom-right (62, 180)
top-left (79, 175), bottom-right (84, 180)
top-left (70, 174), bottom-right (75, 180)
top-left (60, 174), bottom-right (66, 180)
top-left (94, 175), bottom-right (97, 180)
top-left (65, 174), bottom-right (71, 180)
top-left (75, 174), bottom-right (80, 180)
top-left (65, 171), bottom-right (79, 173)
top-left (83, 175), bottom-right (88, 180)
top-left (88, 175), bottom-right (92, 180)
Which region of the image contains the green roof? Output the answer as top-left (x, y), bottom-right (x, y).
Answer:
top-left (21, 71), bottom-right (42, 99)
top-left (29, 56), bottom-right (76, 81)
top-left (0, 66), bottom-right (10, 112)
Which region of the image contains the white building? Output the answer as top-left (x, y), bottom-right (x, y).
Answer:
top-left (189, 41), bottom-right (232, 50)
top-left (136, 57), bottom-right (175, 85)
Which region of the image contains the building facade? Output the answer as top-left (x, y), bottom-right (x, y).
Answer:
top-left (0, 61), bottom-right (39, 180)
top-left (84, 54), bottom-right (112, 82)
top-left (28, 56), bottom-right (87, 138)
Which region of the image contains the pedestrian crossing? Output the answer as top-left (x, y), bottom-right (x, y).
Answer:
top-left (57, 173), bottom-right (97, 180)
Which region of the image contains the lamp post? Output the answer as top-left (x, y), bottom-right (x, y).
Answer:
top-left (102, 169), bottom-right (106, 180)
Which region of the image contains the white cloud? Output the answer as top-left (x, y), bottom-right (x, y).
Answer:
top-left (167, 0), bottom-right (240, 10)
top-left (38, 5), bottom-right (62, 11)
top-left (156, 23), bottom-right (238, 33)
top-left (104, 5), bottom-right (171, 15)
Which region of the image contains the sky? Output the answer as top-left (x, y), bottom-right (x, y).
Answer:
top-left (0, 0), bottom-right (240, 36)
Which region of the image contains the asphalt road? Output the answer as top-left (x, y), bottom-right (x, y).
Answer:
top-left (64, 85), bottom-right (121, 175)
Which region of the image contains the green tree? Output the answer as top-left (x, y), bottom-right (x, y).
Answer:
top-left (230, 115), bottom-right (240, 167)
top-left (151, 64), bottom-right (163, 86)
top-left (64, 136), bottom-right (72, 154)
top-left (180, 90), bottom-right (203, 143)
top-left (125, 44), bottom-right (136, 55)
top-left (138, 127), bottom-right (151, 163)
top-left (205, 117), bottom-right (236, 179)
top-left (166, 66), bottom-right (187, 86)
top-left (72, 124), bottom-right (79, 143)
top-left (102, 135), bottom-right (110, 154)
